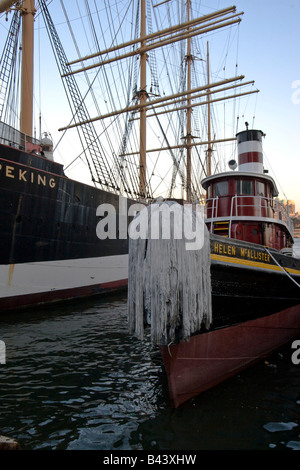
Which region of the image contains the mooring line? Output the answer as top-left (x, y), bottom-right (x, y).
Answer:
top-left (264, 247), bottom-right (300, 289)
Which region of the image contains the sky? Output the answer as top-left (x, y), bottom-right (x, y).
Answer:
top-left (0, 0), bottom-right (299, 210)
top-left (215, 0), bottom-right (300, 211)
top-left (190, 0), bottom-right (300, 211)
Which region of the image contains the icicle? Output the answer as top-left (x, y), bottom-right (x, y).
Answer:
top-left (127, 201), bottom-right (212, 345)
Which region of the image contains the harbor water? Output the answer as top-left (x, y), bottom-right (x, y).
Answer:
top-left (0, 240), bottom-right (299, 451)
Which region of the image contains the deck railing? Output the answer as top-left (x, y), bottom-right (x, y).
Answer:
top-left (205, 195), bottom-right (294, 234)
top-left (0, 121), bottom-right (40, 151)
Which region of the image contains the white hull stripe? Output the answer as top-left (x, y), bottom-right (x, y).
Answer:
top-left (0, 255), bottom-right (129, 299)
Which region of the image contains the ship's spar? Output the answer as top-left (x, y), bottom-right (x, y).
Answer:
top-left (57, 0), bottom-right (258, 201)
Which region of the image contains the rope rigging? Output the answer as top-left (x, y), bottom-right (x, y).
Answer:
top-left (0, 10), bottom-right (21, 125)
top-left (0, 0), bottom-right (258, 203)
top-left (38, 0), bottom-right (132, 193)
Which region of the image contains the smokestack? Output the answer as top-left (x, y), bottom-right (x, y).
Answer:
top-left (236, 126), bottom-right (264, 173)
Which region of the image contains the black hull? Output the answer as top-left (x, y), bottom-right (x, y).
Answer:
top-left (208, 234), bottom-right (300, 330)
top-left (0, 143), bottom-right (134, 265)
top-left (0, 143), bottom-right (135, 312)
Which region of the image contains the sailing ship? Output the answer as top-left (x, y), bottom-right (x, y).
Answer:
top-left (0, 1), bottom-right (299, 406)
top-left (0, 0), bottom-right (261, 311)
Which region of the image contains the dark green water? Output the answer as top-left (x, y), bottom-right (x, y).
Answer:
top-left (0, 240), bottom-right (299, 451)
top-left (0, 294), bottom-right (299, 451)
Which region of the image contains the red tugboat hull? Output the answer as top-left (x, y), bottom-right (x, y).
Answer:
top-left (161, 304), bottom-right (300, 408)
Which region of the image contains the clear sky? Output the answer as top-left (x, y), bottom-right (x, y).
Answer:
top-left (0, 0), bottom-right (299, 210)
top-left (209, 0), bottom-right (300, 211)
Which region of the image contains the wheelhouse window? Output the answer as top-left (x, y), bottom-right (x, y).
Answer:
top-left (214, 181), bottom-right (228, 197)
top-left (236, 180), bottom-right (254, 195)
top-left (256, 181), bottom-right (265, 196)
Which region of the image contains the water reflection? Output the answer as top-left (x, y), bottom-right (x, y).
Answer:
top-left (131, 344), bottom-right (300, 450)
top-left (0, 296), bottom-right (166, 449)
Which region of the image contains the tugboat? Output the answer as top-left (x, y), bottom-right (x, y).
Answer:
top-left (201, 124), bottom-right (298, 323)
top-left (128, 125), bottom-right (300, 408)
top-left (162, 127), bottom-right (300, 407)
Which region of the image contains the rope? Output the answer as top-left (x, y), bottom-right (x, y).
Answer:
top-left (264, 247), bottom-right (300, 289)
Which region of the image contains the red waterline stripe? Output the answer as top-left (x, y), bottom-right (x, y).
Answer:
top-left (0, 278), bottom-right (128, 312)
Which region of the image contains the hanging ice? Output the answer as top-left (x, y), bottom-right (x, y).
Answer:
top-left (127, 201), bottom-right (212, 345)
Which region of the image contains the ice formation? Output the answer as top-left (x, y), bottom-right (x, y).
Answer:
top-left (127, 201), bottom-right (212, 345)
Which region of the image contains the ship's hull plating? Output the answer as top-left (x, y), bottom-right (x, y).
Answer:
top-left (0, 254), bottom-right (128, 311)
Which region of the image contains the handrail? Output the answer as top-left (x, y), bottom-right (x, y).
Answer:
top-left (205, 194), bottom-right (294, 235)
top-left (208, 196), bottom-right (219, 232)
top-left (0, 121), bottom-right (40, 150)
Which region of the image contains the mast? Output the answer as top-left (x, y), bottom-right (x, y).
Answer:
top-left (20, 0), bottom-right (35, 138)
top-left (186, 0), bottom-right (192, 201)
top-left (0, 0), bottom-right (35, 137)
top-left (139, 0), bottom-right (147, 198)
top-left (206, 41), bottom-right (212, 176)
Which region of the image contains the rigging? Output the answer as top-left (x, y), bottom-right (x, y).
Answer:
top-left (38, 0), bottom-right (125, 193)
